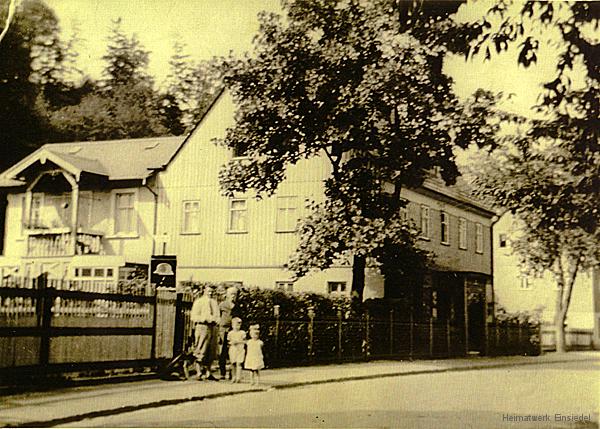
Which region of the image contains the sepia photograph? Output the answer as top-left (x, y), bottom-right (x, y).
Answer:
top-left (0, 0), bottom-right (598, 427)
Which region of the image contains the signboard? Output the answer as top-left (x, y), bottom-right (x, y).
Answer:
top-left (150, 255), bottom-right (177, 289)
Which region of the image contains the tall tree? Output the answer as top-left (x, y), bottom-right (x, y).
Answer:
top-left (165, 41), bottom-right (219, 132)
top-left (48, 19), bottom-right (171, 141)
top-left (217, 0), bottom-right (495, 301)
top-left (101, 18), bottom-right (152, 90)
top-left (460, 1), bottom-right (600, 352)
top-left (0, 0), bottom-right (70, 170)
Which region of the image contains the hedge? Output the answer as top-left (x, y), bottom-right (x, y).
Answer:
top-left (179, 281), bottom-right (423, 366)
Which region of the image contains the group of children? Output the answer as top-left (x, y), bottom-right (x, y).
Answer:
top-left (227, 317), bottom-right (264, 385)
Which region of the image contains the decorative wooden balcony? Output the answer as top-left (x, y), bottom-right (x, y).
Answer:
top-left (26, 229), bottom-right (105, 257)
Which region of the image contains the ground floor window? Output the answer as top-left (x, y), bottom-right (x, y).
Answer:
top-left (275, 281), bottom-right (294, 292)
top-left (327, 281), bottom-right (347, 295)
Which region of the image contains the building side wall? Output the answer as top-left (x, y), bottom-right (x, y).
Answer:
top-left (493, 214), bottom-right (595, 330)
top-left (402, 188), bottom-right (492, 275)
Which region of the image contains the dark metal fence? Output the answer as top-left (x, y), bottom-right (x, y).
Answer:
top-left (485, 321), bottom-right (541, 356)
top-left (254, 313), bottom-right (539, 367)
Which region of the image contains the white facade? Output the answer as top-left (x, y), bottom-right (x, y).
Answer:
top-left (493, 213), bottom-right (599, 338)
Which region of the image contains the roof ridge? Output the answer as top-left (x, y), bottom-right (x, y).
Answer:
top-left (42, 135), bottom-right (185, 147)
top-left (44, 147), bottom-right (99, 162)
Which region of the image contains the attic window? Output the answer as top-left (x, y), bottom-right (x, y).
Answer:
top-left (68, 146), bottom-right (82, 154)
top-left (145, 142), bottom-right (159, 150)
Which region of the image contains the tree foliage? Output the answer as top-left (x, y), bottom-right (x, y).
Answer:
top-left (217, 0), bottom-right (495, 299)
top-left (48, 19), bottom-right (172, 141)
top-left (0, 0), bottom-right (70, 170)
top-left (164, 41), bottom-right (219, 132)
top-left (462, 0), bottom-right (600, 351)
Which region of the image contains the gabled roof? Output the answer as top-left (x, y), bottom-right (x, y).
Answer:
top-left (0, 136), bottom-right (186, 185)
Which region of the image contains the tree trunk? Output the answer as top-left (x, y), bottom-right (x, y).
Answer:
top-left (555, 315), bottom-right (567, 353)
top-left (551, 255), bottom-right (580, 353)
top-left (352, 255), bottom-right (366, 302)
top-left (0, 0), bottom-right (17, 45)
top-left (553, 277), bottom-right (568, 353)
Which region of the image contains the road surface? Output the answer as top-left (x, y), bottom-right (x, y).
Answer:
top-left (64, 360), bottom-right (599, 428)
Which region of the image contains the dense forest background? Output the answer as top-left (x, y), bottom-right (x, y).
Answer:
top-left (0, 0), bottom-right (216, 172)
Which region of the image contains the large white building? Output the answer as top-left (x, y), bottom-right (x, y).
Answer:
top-left (0, 91), bottom-right (499, 352)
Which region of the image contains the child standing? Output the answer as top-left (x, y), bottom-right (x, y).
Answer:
top-left (244, 324), bottom-right (264, 386)
top-left (227, 317), bottom-right (246, 383)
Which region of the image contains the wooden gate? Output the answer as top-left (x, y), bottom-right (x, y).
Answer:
top-left (0, 274), bottom-right (158, 382)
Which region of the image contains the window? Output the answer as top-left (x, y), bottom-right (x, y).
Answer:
top-left (475, 223), bottom-right (484, 253)
top-left (75, 267), bottom-right (115, 278)
top-left (276, 281), bottom-right (294, 292)
top-left (327, 281), bottom-right (347, 295)
top-left (181, 200), bottom-right (201, 234)
top-left (499, 233), bottom-right (507, 248)
top-left (276, 196), bottom-right (298, 232)
top-left (30, 194), bottom-right (42, 228)
top-left (114, 191), bottom-right (136, 235)
top-left (420, 205), bottom-right (430, 238)
top-left (440, 211), bottom-right (450, 244)
top-left (458, 218), bottom-right (467, 249)
top-left (78, 191), bottom-right (94, 228)
top-left (520, 275), bottom-right (531, 290)
top-left (20, 196), bottom-right (26, 235)
top-left (228, 199), bottom-right (247, 232)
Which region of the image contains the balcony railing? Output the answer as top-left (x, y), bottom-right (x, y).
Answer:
top-left (26, 229), bottom-right (105, 257)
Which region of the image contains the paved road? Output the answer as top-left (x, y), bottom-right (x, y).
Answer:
top-left (64, 360), bottom-right (599, 428)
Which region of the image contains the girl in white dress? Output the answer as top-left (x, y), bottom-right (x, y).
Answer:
top-left (244, 324), bottom-right (264, 386)
top-left (227, 317), bottom-right (246, 383)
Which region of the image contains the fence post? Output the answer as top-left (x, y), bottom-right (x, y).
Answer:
top-left (337, 309), bottom-right (343, 362)
top-left (429, 316), bottom-right (434, 358)
top-left (537, 323), bottom-right (543, 355)
top-left (172, 292), bottom-right (185, 357)
top-left (517, 321), bottom-right (522, 354)
top-left (446, 318), bottom-right (451, 357)
top-left (37, 273), bottom-right (52, 366)
top-left (483, 316), bottom-right (489, 357)
top-left (150, 286), bottom-right (158, 361)
top-left (364, 309), bottom-right (370, 360)
top-left (409, 311), bottom-right (414, 360)
top-left (307, 307), bottom-right (315, 361)
top-left (389, 309), bottom-right (394, 356)
top-left (274, 305), bottom-right (280, 365)
top-left (495, 321), bottom-right (500, 356)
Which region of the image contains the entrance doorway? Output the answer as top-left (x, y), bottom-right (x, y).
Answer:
top-left (466, 278), bottom-right (487, 353)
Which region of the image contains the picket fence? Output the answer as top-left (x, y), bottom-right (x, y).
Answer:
top-left (0, 278), bottom-right (541, 382)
